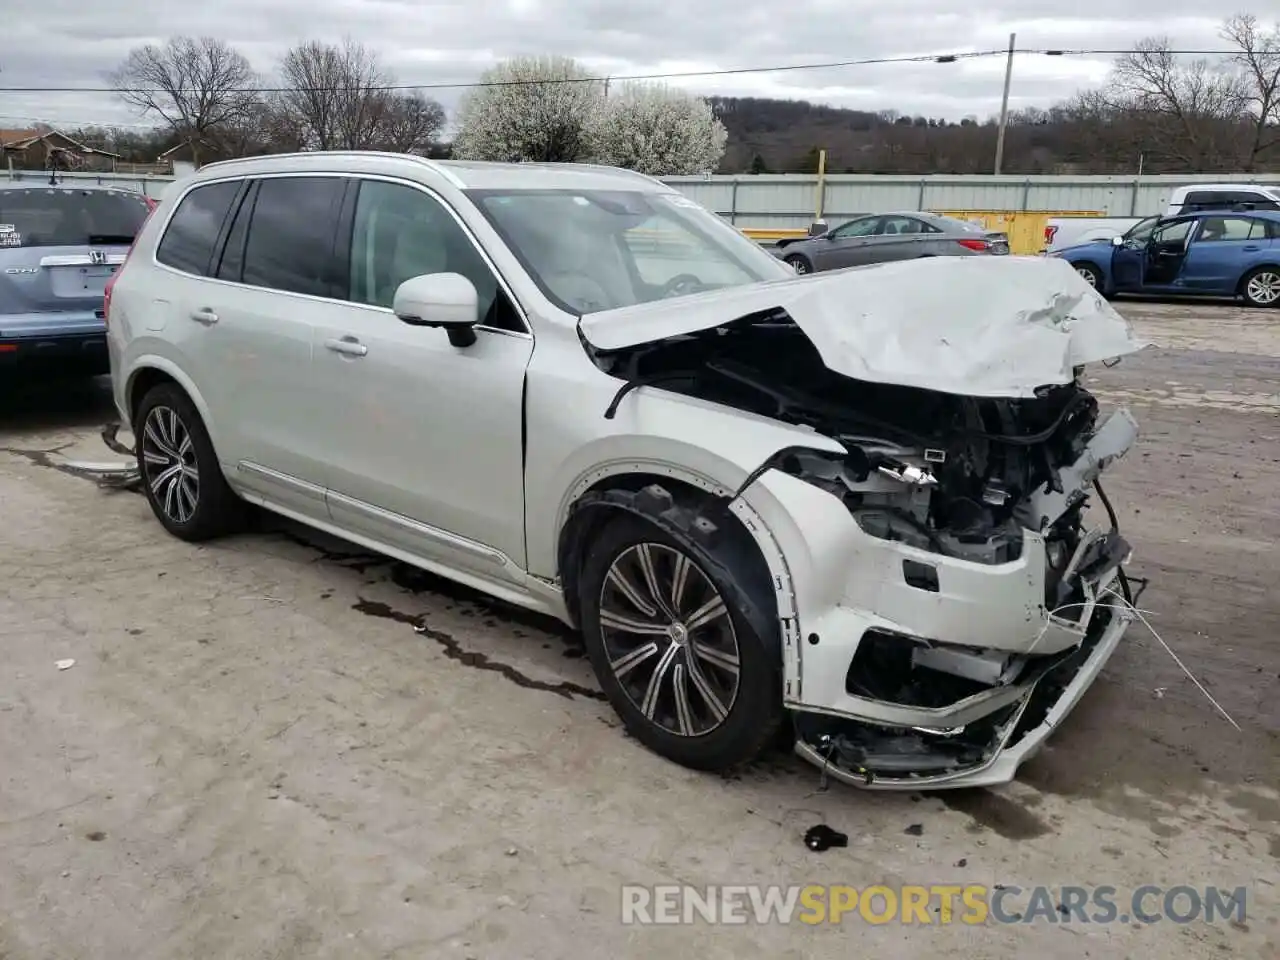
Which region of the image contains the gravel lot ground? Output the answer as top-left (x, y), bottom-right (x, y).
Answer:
top-left (1, 299), bottom-right (1276, 959)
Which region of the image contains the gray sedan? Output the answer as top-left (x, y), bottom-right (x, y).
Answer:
top-left (773, 212), bottom-right (1010, 274)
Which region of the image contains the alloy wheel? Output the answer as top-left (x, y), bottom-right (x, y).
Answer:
top-left (141, 405), bottom-right (200, 524)
top-left (598, 542), bottom-right (741, 737)
top-left (1076, 265), bottom-right (1098, 287)
top-left (1246, 270), bottom-right (1280, 305)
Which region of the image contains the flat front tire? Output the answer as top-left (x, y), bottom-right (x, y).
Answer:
top-left (135, 382), bottom-right (244, 542)
top-left (577, 510), bottom-right (783, 771)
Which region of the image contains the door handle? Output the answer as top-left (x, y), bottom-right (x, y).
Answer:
top-left (190, 308), bottom-right (218, 325)
top-left (1243, 245), bottom-right (1260, 252)
top-left (324, 336), bottom-right (367, 358)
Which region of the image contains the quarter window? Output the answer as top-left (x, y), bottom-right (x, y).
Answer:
top-left (156, 180), bottom-right (241, 275)
top-left (241, 176), bottom-right (345, 298)
top-left (346, 180), bottom-right (522, 332)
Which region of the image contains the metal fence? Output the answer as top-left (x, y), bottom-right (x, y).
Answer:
top-left (11, 167), bottom-right (1280, 231)
top-left (660, 173), bottom-right (1280, 229)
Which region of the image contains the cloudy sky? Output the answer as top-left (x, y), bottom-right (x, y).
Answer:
top-left (0, 0), bottom-right (1237, 133)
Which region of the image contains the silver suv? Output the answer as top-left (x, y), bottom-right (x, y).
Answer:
top-left (0, 182), bottom-right (152, 375)
top-left (106, 151), bottom-right (1145, 789)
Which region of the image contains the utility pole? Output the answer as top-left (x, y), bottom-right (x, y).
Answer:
top-left (993, 32), bottom-right (1015, 176)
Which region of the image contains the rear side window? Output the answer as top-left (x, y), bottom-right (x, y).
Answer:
top-left (241, 177), bottom-right (345, 298)
top-left (0, 187), bottom-right (150, 248)
top-left (156, 181), bottom-right (242, 275)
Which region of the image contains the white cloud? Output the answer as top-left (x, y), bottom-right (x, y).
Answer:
top-left (0, 0), bottom-right (1237, 131)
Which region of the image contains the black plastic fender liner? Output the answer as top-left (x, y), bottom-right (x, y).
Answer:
top-left (558, 482), bottom-right (781, 657)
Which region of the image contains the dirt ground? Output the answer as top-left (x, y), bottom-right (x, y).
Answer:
top-left (0, 298), bottom-right (1276, 959)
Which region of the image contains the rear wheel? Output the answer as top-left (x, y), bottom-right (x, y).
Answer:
top-left (135, 382), bottom-right (244, 541)
top-left (577, 509), bottom-right (783, 771)
top-left (783, 253), bottom-right (812, 275)
top-left (1241, 267), bottom-right (1280, 308)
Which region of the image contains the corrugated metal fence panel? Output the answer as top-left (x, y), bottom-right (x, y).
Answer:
top-left (664, 173), bottom-right (1280, 224)
top-left (3, 169), bottom-right (176, 199)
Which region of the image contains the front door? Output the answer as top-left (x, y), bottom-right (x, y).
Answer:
top-left (813, 216), bottom-right (882, 270)
top-left (1141, 218), bottom-right (1196, 286)
top-left (313, 177), bottom-right (534, 580)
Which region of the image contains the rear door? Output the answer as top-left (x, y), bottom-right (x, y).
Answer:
top-left (193, 174), bottom-right (349, 514)
top-left (1177, 216), bottom-right (1271, 291)
top-left (0, 186), bottom-right (150, 339)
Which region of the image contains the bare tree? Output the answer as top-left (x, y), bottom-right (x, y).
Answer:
top-left (277, 39), bottom-right (443, 152)
top-left (1222, 13), bottom-right (1280, 171)
top-left (1105, 37), bottom-right (1247, 169)
top-left (366, 93), bottom-right (446, 153)
top-left (109, 36), bottom-right (259, 165)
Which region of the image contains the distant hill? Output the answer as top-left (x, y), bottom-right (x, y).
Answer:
top-left (708, 95), bottom-right (1276, 176)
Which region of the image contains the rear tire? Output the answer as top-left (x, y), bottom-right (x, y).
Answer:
top-left (1240, 266), bottom-right (1280, 308)
top-left (135, 382), bottom-right (244, 542)
top-left (577, 507), bottom-right (784, 772)
top-left (783, 253), bottom-right (813, 275)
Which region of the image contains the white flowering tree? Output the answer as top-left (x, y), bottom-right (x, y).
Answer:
top-left (587, 82), bottom-right (728, 175)
top-left (452, 56), bottom-right (606, 162)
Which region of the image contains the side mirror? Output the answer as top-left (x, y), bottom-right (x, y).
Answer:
top-left (393, 273), bottom-right (480, 348)
top-left (808, 220), bottom-right (829, 238)
top-left (1111, 235), bottom-right (1124, 247)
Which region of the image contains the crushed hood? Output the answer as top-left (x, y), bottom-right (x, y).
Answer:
top-left (579, 255), bottom-right (1148, 398)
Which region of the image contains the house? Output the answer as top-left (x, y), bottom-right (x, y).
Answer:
top-left (0, 128), bottom-right (121, 172)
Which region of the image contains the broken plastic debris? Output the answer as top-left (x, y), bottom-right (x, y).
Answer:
top-left (55, 659), bottom-right (75, 670)
top-left (804, 824), bottom-right (848, 852)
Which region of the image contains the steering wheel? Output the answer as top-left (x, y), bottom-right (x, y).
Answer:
top-left (660, 273), bottom-right (705, 297)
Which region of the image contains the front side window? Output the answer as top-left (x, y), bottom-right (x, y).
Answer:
top-left (1151, 219), bottom-right (1194, 245)
top-left (345, 179), bottom-right (519, 330)
top-left (830, 217), bottom-right (880, 239)
top-left (467, 188), bottom-right (790, 315)
top-left (1123, 216), bottom-right (1160, 243)
top-left (241, 176), bottom-right (345, 298)
top-left (0, 187), bottom-right (151, 251)
top-left (156, 181), bottom-right (241, 275)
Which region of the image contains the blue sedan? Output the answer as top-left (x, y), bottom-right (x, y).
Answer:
top-left (1051, 210), bottom-right (1280, 308)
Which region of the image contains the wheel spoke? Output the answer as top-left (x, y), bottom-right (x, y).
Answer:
top-left (150, 461), bottom-right (183, 495)
top-left (672, 663), bottom-right (695, 736)
top-left (635, 544), bottom-right (674, 618)
top-left (606, 567), bottom-right (658, 618)
top-left (143, 420), bottom-right (179, 460)
top-left (669, 553), bottom-right (692, 616)
top-left (599, 608), bottom-right (671, 636)
top-left (640, 643), bottom-right (679, 719)
top-left (685, 654), bottom-right (729, 722)
top-left (691, 639), bottom-right (740, 676)
top-left (684, 595), bottom-right (727, 632)
top-left (610, 641), bottom-right (659, 679)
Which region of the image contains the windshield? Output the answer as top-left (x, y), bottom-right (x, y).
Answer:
top-left (0, 187), bottom-right (151, 248)
top-left (467, 188), bottom-right (791, 315)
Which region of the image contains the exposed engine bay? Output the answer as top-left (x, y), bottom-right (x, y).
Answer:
top-left (590, 307), bottom-right (1142, 788)
top-left (598, 309), bottom-right (1110, 566)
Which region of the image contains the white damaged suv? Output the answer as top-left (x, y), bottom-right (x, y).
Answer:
top-left (106, 152), bottom-right (1145, 789)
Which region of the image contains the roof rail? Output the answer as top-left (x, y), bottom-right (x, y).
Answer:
top-left (194, 150), bottom-right (464, 187)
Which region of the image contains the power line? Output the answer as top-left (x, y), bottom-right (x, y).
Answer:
top-left (0, 47), bottom-right (1245, 95)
